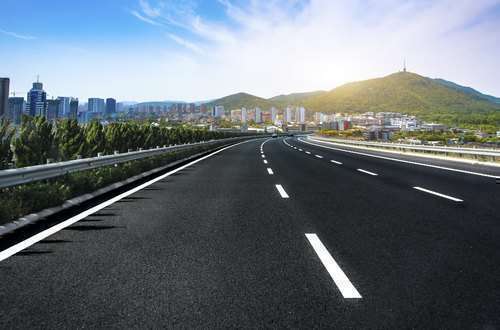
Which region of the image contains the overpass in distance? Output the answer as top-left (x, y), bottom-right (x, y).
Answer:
top-left (0, 136), bottom-right (499, 328)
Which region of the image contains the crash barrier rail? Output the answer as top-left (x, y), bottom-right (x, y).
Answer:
top-left (309, 135), bottom-right (500, 163)
top-left (0, 135), bottom-right (266, 189)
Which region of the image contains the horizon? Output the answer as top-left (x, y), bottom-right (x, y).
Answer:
top-left (1, 0), bottom-right (500, 101)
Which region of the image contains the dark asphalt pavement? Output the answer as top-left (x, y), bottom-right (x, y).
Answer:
top-left (0, 137), bottom-right (499, 329)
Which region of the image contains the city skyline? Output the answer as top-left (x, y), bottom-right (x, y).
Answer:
top-left (1, 0), bottom-right (500, 102)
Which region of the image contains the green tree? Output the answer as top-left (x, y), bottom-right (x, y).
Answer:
top-left (0, 119), bottom-right (14, 169)
top-left (13, 116), bottom-right (57, 167)
top-left (55, 119), bottom-right (84, 161)
top-left (82, 120), bottom-right (105, 157)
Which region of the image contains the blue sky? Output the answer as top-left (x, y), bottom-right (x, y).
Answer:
top-left (1, 0), bottom-right (500, 102)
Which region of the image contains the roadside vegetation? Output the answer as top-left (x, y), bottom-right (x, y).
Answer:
top-left (0, 116), bottom-right (251, 223)
top-left (0, 116), bottom-right (242, 169)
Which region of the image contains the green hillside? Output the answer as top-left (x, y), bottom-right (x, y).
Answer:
top-left (303, 72), bottom-right (500, 128)
top-left (268, 91), bottom-right (326, 107)
top-left (206, 92), bottom-right (273, 110)
top-left (433, 79), bottom-right (500, 104)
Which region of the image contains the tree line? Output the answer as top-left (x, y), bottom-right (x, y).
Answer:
top-left (0, 116), bottom-right (245, 169)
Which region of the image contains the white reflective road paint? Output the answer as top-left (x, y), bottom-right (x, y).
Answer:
top-left (275, 184), bottom-right (289, 198)
top-left (330, 160), bottom-right (343, 165)
top-left (315, 155), bottom-right (324, 159)
top-left (263, 160), bottom-right (268, 164)
top-left (357, 169), bottom-right (378, 176)
top-left (267, 168), bottom-right (274, 175)
top-left (413, 186), bottom-right (463, 202)
top-left (305, 233), bottom-right (362, 299)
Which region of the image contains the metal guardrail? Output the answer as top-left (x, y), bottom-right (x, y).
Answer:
top-left (0, 135), bottom-right (264, 189)
top-left (310, 136), bottom-right (500, 161)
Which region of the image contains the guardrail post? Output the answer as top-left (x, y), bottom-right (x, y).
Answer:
top-left (97, 152), bottom-right (104, 157)
top-left (114, 151), bottom-right (119, 155)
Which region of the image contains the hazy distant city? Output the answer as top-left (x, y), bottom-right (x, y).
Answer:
top-left (1, 74), bottom-right (499, 147)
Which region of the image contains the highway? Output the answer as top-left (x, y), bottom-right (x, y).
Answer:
top-left (0, 137), bottom-right (499, 328)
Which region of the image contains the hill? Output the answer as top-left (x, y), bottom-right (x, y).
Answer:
top-left (268, 91), bottom-right (326, 106)
top-left (206, 92), bottom-right (273, 110)
top-left (433, 79), bottom-right (500, 104)
top-left (303, 72), bottom-right (500, 128)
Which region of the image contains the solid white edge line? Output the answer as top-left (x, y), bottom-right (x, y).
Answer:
top-left (305, 233), bottom-right (362, 299)
top-left (357, 169), bottom-right (378, 176)
top-left (413, 186), bottom-right (463, 202)
top-left (330, 160), bottom-right (343, 165)
top-left (0, 140), bottom-right (252, 262)
top-left (267, 168), bottom-right (274, 175)
top-left (300, 137), bottom-right (499, 179)
top-left (275, 184), bottom-right (289, 198)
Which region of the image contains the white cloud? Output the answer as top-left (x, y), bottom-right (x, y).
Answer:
top-left (0, 28), bottom-right (36, 40)
top-left (124, 0), bottom-right (500, 101)
top-left (167, 33), bottom-right (204, 54)
top-left (7, 0), bottom-right (500, 102)
top-left (129, 10), bottom-right (164, 26)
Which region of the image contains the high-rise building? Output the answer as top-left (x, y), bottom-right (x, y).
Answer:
top-left (271, 107), bottom-right (278, 123)
top-left (241, 107), bottom-right (247, 123)
top-left (212, 105), bottom-right (225, 118)
top-left (57, 97), bottom-right (71, 118)
top-left (106, 98), bottom-right (116, 115)
top-left (26, 80), bottom-right (47, 117)
top-left (255, 107), bottom-right (262, 123)
top-left (8, 97), bottom-right (24, 125)
top-left (47, 99), bottom-right (60, 121)
top-left (285, 106), bottom-right (293, 124)
top-left (0, 78), bottom-right (9, 118)
top-left (87, 98), bottom-right (105, 122)
top-left (69, 98), bottom-right (78, 120)
top-left (298, 106), bottom-right (306, 124)
top-left (88, 98), bottom-right (105, 113)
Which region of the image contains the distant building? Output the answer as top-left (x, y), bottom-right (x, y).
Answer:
top-left (241, 107), bottom-right (247, 123)
top-left (261, 111), bottom-right (271, 122)
top-left (271, 107), bottom-right (278, 123)
top-left (69, 98), bottom-right (78, 120)
top-left (26, 80), bottom-right (47, 117)
top-left (87, 98), bottom-right (105, 122)
top-left (88, 98), bottom-right (105, 113)
top-left (47, 99), bottom-right (60, 121)
top-left (0, 78), bottom-right (9, 118)
top-left (297, 106), bottom-right (306, 124)
top-left (8, 97), bottom-right (24, 125)
top-left (421, 123), bottom-right (447, 132)
top-left (314, 112), bottom-right (325, 124)
top-left (212, 105), bottom-right (225, 118)
top-left (56, 97), bottom-right (72, 118)
top-left (106, 98), bottom-right (117, 115)
top-left (255, 107), bottom-right (262, 123)
top-left (285, 106), bottom-right (293, 124)
top-left (230, 109), bottom-right (241, 122)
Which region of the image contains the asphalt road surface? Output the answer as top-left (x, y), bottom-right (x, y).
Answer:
top-left (1, 137), bottom-right (499, 329)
